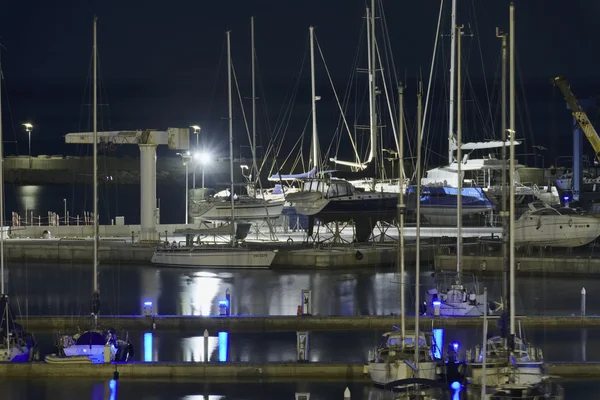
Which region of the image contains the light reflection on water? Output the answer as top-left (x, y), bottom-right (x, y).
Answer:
top-left (0, 379), bottom-right (594, 400)
top-left (5, 263), bottom-right (599, 318)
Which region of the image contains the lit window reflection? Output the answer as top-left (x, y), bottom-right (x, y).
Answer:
top-left (182, 335), bottom-right (218, 362)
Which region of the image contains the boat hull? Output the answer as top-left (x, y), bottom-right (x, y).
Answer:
top-left (368, 360), bottom-right (438, 386)
top-left (190, 199), bottom-right (285, 222)
top-left (514, 215), bottom-right (600, 247)
top-left (151, 248), bottom-right (277, 268)
top-left (0, 345), bottom-right (30, 362)
top-left (468, 362), bottom-right (544, 386)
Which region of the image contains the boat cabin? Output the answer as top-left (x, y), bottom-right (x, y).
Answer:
top-left (300, 178), bottom-right (356, 198)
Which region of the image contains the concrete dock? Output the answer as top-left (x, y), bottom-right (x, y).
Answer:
top-left (15, 315), bottom-right (600, 333)
top-left (0, 361), bottom-right (595, 380)
top-left (435, 254), bottom-right (600, 275)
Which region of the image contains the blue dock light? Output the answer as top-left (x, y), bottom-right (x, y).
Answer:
top-left (109, 379), bottom-right (118, 400)
top-left (218, 331), bottom-right (229, 362)
top-left (432, 301), bottom-right (441, 306)
top-left (432, 329), bottom-right (444, 359)
top-left (452, 342), bottom-right (459, 351)
top-left (143, 332), bottom-right (153, 362)
top-left (450, 381), bottom-right (461, 390)
top-left (218, 299), bottom-right (230, 316)
top-left (143, 301), bottom-right (153, 317)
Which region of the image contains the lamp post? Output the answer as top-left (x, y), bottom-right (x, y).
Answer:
top-left (63, 198), bottom-right (67, 225)
top-left (195, 151), bottom-right (211, 190)
top-left (23, 123), bottom-right (33, 167)
top-left (177, 152), bottom-right (192, 224)
top-left (190, 125), bottom-right (201, 189)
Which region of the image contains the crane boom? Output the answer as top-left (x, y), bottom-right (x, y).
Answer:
top-left (552, 76), bottom-right (600, 160)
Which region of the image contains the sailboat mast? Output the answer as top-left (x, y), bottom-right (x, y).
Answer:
top-left (415, 81), bottom-right (423, 368)
top-left (496, 26), bottom-right (509, 338)
top-left (0, 47), bottom-right (4, 297)
top-left (370, 0), bottom-right (377, 175)
top-left (508, 1), bottom-right (516, 337)
top-left (448, 0), bottom-right (457, 163)
top-left (92, 17), bottom-right (99, 329)
top-left (309, 26), bottom-right (318, 171)
top-left (227, 31), bottom-right (235, 239)
top-left (456, 25), bottom-right (463, 280)
top-left (398, 83), bottom-right (405, 337)
top-left (250, 17), bottom-right (257, 183)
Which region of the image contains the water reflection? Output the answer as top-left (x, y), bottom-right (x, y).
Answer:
top-left (6, 262), bottom-right (600, 318)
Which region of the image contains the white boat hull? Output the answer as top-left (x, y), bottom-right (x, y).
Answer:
top-left (514, 214), bottom-right (600, 247)
top-left (0, 345), bottom-right (30, 362)
top-left (368, 360), bottom-right (438, 386)
top-left (286, 192), bottom-right (328, 216)
top-left (151, 248), bottom-right (277, 268)
top-left (191, 199), bottom-right (285, 222)
top-left (468, 362), bottom-right (544, 386)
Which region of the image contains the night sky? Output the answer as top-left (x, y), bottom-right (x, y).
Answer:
top-left (1, 0), bottom-right (599, 168)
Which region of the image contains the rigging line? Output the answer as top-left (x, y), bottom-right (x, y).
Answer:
top-left (231, 63), bottom-right (253, 160)
top-left (378, 0), bottom-right (400, 119)
top-left (205, 39), bottom-right (226, 129)
top-left (0, 69), bottom-right (21, 155)
top-left (421, 0), bottom-right (445, 163)
top-left (515, 52), bottom-right (536, 155)
top-left (375, 39), bottom-right (399, 154)
top-left (314, 34), bottom-right (362, 165)
top-left (264, 44), bottom-right (308, 175)
top-left (469, 0), bottom-right (495, 139)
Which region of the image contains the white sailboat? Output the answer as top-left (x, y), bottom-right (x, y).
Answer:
top-left (46, 18), bottom-right (133, 364)
top-left (0, 56), bottom-right (35, 362)
top-left (152, 31), bottom-right (277, 269)
top-left (468, 3), bottom-right (546, 389)
top-left (368, 78), bottom-right (437, 387)
top-left (427, 6), bottom-right (489, 317)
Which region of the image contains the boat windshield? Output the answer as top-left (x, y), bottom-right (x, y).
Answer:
top-left (301, 179), bottom-right (354, 197)
top-left (384, 335), bottom-right (426, 348)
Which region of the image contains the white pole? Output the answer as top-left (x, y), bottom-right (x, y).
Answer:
top-left (398, 83), bottom-right (406, 338)
top-left (93, 17), bottom-right (98, 295)
top-left (227, 31), bottom-right (235, 241)
top-left (481, 287), bottom-right (488, 397)
top-left (92, 16), bottom-right (99, 330)
top-left (0, 27), bottom-right (5, 298)
top-left (251, 16), bottom-right (258, 182)
top-left (456, 24), bottom-right (463, 281)
top-left (369, 1), bottom-right (377, 170)
top-left (415, 81), bottom-right (423, 368)
top-left (185, 162), bottom-right (188, 224)
top-left (448, 0), bottom-right (457, 163)
top-left (309, 26), bottom-right (318, 171)
top-left (509, 1), bottom-right (516, 337)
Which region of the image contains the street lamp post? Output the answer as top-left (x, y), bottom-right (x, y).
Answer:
top-left (190, 125), bottom-right (201, 189)
top-left (23, 123), bottom-right (33, 168)
top-left (177, 152), bottom-right (191, 224)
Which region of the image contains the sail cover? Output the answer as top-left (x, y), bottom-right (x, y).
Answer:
top-left (269, 167), bottom-right (317, 181)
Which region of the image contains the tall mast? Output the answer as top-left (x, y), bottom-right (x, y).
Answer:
top-left (250, 17), bottom-right (257, 183)
top-left (370, 0), bottom-right (377, 174)
top-left (0, 40), bottom-right (4, 297)
top-left (496, 26), bottom-right (509, 342)
top-left (415, 81), bottom-right (423, 368)
top-left (227, 31), bottom-right (235, 240)
top-left (448, 0), bottom-right (458, 163)
top-left (309, 26), bottom-right (318, 171)
top-left (398, 83), bottom-right (405, 337)
top-left (0, 47), bottom-right (6, 355)
top-left (92, 17), bottom-right (99, 329)
top-left (456, 25), bottom-right (463, 281)
top-left (509, 1), bottom-right (516, 338)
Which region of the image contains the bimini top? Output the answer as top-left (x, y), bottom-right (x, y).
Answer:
top-left (268, 167), bottom-right (317, 182)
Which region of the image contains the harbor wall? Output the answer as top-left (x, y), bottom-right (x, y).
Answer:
top-left (0, 361), bottom-right (595, 379)
top-left (435, 254), bottom-right (600, 275)
top-left (15, 315), bottom-right (599, 333)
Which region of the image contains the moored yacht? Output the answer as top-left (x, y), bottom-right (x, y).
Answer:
top-left (513, 202), bottom-right (600, 247)
top-left (286, 177), bottom-right (397, 242)
top-left (189, 189), bottom-right (285, 222)
top-left (368, 331), bottom-right (439, 386)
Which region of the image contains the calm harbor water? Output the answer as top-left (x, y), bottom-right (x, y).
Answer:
top-left (3, 262), bottom-right (598, 317)
top-left (0, 379), bottom-right (597, 400)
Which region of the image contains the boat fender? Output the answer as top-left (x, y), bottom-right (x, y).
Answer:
top-left (355, 250), bottom-right (363, 260)
top-left (287, 237), bottom-right (293, 245)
